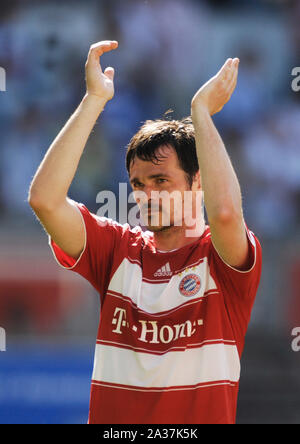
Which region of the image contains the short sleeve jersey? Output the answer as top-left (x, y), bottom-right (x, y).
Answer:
top-left (49, 202), bottom-right (262, 424)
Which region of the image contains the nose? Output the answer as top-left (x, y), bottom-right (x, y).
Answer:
top-left (133, 186), bottom-right (153, 208)
top-left (136, 186), bottom-right (161, 213)
top-left (143, 185), bottom-right (155, 201)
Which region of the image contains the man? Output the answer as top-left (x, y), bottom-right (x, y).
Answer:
top-left (29, 40), bottom-right (262, 424)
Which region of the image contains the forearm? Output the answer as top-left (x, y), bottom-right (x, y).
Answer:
top-left (191, 104), bottom-right (243, 222)
top-left (29, 93), bottom-right (106, 209)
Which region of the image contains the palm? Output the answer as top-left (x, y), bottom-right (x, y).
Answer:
top-left (85, 40), bottom-right (118, 101)
top-left (192, 58), bottom-right (239, 115)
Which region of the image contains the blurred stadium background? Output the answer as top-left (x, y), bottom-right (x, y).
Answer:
top-left (1, 0), bottom-right (300, 424)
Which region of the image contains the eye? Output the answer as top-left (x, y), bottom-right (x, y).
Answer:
top-left (133, 181), bottom-right (144, 189)
top-left (156, 178), bottom-right (167, 184)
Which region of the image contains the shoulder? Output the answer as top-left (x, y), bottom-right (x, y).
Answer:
top-left (76, 202), bottom-right (154, 246)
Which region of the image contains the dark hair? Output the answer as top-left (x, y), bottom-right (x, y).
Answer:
top-left (126, 117), bottom-right (199, 187)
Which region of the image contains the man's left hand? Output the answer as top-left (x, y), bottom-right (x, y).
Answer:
top-left (191, 58), bottom-right (239, 116)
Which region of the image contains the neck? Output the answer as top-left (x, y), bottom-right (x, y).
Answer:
top-left (153, 217), bottom-right (206, 252)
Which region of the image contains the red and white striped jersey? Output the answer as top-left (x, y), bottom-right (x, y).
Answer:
top-left (49, 202), bottom-right (262, 424)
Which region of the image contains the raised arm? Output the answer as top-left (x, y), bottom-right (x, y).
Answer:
top-left (191, 58), bottom-right (250, 269)
top-left (28, 40), bottom-right (118, 259)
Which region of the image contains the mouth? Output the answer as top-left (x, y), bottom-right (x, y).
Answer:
top-left (140, 206), bottom-right (162, 225)
top-left (142, 209), bottom-right (162, 220)
top-left (141, 203), bottom-right (161, 214)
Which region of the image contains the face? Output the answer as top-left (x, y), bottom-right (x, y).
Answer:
top-left (129, 145), bottom-right (201, 232)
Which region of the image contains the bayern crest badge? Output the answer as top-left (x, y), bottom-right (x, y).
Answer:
top-left (179, 273), bottom-right (201, 297)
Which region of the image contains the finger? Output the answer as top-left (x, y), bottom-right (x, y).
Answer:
top-left (89, 40), bottom-right (118, 57)
top-left (104, 66), bottom-right (115, 81)
top-left (227, 58), bottom-right (239, 95)
top-left (220, 58), bottom-right (233, 71)
top-left (87, 40), bottom-right (118, 69)
top-left (217, 58), bottom-right (233, 80)
top-left (220, 57), bottom-right (239, 88)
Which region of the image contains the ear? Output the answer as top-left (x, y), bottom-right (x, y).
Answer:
top-left (192, 171), bottom-right (202, 191)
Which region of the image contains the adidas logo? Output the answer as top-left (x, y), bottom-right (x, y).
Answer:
top-left (154, 262), bottom-right (172, 277)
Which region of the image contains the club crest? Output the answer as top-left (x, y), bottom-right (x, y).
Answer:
top-left (179, 273), bottom-right (201, 297)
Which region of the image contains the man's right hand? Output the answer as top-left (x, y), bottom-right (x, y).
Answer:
top-left (85, 40), bottom-right (118, 101)
top-left (29, 40), bottom-right (119, 261)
